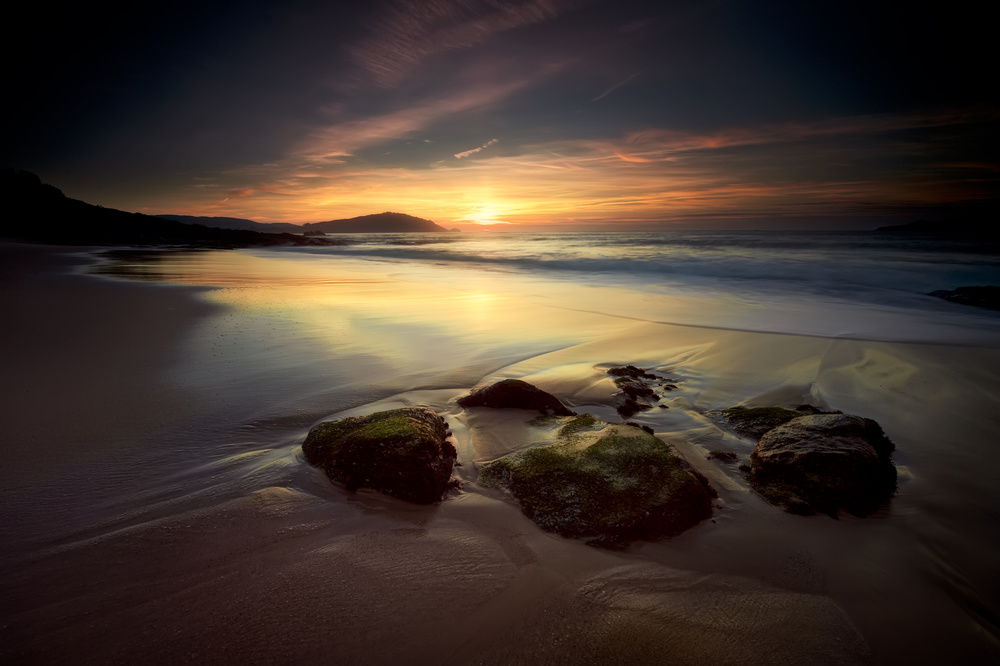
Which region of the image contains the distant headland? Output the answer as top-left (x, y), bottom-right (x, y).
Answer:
top-left (157, 212), bottom-right (453, 234)
top-left (874, 218), bottom-right (998, 237)
top-left (0, 169), bottom-right (449, 247)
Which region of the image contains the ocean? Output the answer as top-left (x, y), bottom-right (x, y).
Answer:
top-left (273, 229), bottom-right (1000, 342)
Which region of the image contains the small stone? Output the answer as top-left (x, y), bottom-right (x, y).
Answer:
top-left (458, 379), bottom-right (576, 416)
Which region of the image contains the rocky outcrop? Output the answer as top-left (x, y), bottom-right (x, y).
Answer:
top-left (302, 407), bottom-right (457, 504)
top-left (747, 413), bottom-right (896, 516)
top-left (930, 286), bottom-right (1000, 310)
top-left (479, 416), bottom-right (715, 548)
top-left (607, 366), bottom-right (677, 419)
top-left (458, 379), bottom-right (576, 416)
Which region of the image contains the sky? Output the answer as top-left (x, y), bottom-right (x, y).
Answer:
top-left (4, 0), bottom-right (997, 230)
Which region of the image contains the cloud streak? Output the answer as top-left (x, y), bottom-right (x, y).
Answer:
top-left (291, 78), bottom-right (533, 164)
top-left (349, 0), bottom-right (582, 88)
top-left (591, 71), bottom-right (641, 101)
top-left (455, 138), bottom-right (499, 159)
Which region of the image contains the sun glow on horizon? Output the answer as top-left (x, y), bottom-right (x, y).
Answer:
top-left (116, 110), bottom-right (997, 230)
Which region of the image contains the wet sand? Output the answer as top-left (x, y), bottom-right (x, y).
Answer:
top-left (1, 243), bottom-right (998, 664)
top-left (0, 243), bottom-right (219, 486)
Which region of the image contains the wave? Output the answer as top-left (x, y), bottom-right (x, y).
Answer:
top-left (278, 231), bottom-right (1000, 317)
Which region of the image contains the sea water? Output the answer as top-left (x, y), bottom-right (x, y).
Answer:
top-left (266, 230), bottom-right (1000, 344)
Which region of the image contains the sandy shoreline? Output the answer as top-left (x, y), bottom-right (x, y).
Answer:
top-left (0, 243), bottom-right (221, 487)
top-left (2, 243), bottom-right (998, 664)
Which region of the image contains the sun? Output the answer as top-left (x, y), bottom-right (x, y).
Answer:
top-left (464, 204), bottom-right (510, 226)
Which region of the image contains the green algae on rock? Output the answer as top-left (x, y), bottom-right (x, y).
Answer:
top-left (719, 406), bottom-right (804, 440)
top-left (478, 416), bottom-right (715, 548)
top-left (303, 407), bottom-right (457, 504)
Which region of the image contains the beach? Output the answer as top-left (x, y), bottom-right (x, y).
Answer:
top-left (2, 238), bottom-right (999, 664)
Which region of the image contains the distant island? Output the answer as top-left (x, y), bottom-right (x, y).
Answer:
top-left (874, 218), bottom-right (997, 237)
top-left (157, 211), bottom-right (452, 234)
top-left (1, 169), bottom-right (451, 248)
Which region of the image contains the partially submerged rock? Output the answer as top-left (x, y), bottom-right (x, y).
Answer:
top-left (479, 416), bottom-right (715, 547)
top-left (458, 379), bottom-right (576, 416)
top-left (607, 365), bottom-right (660, 380)
top-left (608, 366), bottom-right (673, 418)
top-left (707, 450), bottom-right (738, 463)
top-left (302, 407), bottom-right (457, 504)
top-left (747, 413), bottom-right (896, 517)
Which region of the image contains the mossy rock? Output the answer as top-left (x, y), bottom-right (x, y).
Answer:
top-left (719, 406), bottom-right (803, 440)
top-left (302, 407), bottom-right (456, 504)
top-left (747, 413), bottom-right (896, 517)
top-left (479, 417), bottom-right (714, 547)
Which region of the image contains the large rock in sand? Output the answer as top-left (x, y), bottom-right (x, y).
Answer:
top-left (479, 415), bottom-right (715, 547)
top-left (458, 379), bottom-right (576, 416)
top-left (747, 413), bottom-right (896, 516)
top-left (302, 407), bottom-right (457, 504)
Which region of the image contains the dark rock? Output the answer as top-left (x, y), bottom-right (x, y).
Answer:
top-left (479, 416), bottom-right (714, 548)
top-left (624, 421), bottom-right (654, 435)
top-left (617, 397), bottom-right (652, 419)
top-left (620, 381), bottom-right (657, 401)
top-left (607, 365), bottom-right (659, 380)
top-left (302, 407), bottom-right (457, 504)
top-left (707, 450), bottom-right (738, 463)
top-left (458, 379), bottom-right (576, 416)
top-left (930, 286), bottom-right (1000, 310)
top-left (747, 413), bottom-right (896, 517)
top-left (794, 404), bottom-right (842, 415)
top-left (609, 369), bottom-right (663, 418)
top-left (719, 406), bottom-right (803, 440)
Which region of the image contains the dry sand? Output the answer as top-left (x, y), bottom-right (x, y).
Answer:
top-left (1, 243), bottom-right (998, 664)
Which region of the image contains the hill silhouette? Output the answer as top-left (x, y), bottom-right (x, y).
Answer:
top-left (0, 170), bottom-right (335, 247)
top-left (157, 212), bottom-right (451, 234)
top-left (302, 212), bottom-right (449, 233)
top-left (155, 214), bottom-right (300, 233)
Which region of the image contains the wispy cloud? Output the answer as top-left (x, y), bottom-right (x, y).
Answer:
top-left (591, 71), bottom-right (641, 102)
top-left (609, 110), bottom-right (992, 163)
top-left (349, 0), bottom-right (582, 88)
top-left (292, 79), bottom-right (532, 164)
top-left (454, 138), bottom-right (499, 159)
